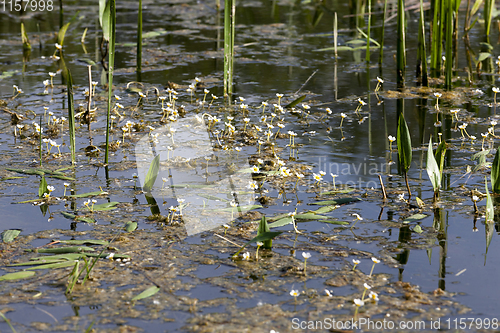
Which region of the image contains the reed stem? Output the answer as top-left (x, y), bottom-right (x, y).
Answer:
top-left (105, 0), bottom-right (116, 165)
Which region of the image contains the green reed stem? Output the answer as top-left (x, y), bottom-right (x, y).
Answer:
top-left (366, 0), bottom-right (371, 63)
top-left (223, 0), bottom-right (235, 100)
top-left (444, 0), bottom-right (453, 89)
top-left (137, 0), bottom-right (142, 74)
top-left (484, 0), bottom-right (494, 36)
top-left (39, 115), bottom-right (42, 166)
top-left (105, 0), bottom-right (116, 165)
top-left (67, 69), bottom-right (76, 164)
top-left (430, 0), bottom-right (442, 75)
top-left (334, 12), bottom-right (337, 60)
top-left (418, 0), bottom-right (428, 86)
top-left (378, 0), bottom-right (387, 64)
top-left (397, 0), bottom-right (406, 88)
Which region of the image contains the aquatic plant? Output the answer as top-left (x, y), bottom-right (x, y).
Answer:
top-left (369, 257), bottom-right (380, 277)
top-left (426, 136), bottom-right (441, 201)
top-left (104, 0), bottom-right (116, 165)
top-left (302, 252), bottom-right (311, 275)
top-left (223, 0), bottom-right (235, 99)
top-left (397, 113), bottom-right (412, 198)
top-left (396, 0), bottom-right (406, 87)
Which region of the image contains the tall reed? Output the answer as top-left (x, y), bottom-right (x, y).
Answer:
top-left (137, 0), bottom-right (142, 76)
top-left (378, 0), bottom-right (388, 64)
top-left (444, 0), bottom-right (453, 89)
top-left (417, 0), bottom-right (428, 86)
top-left (105, 0), bottom-right (116, 164)
top-left (223, 0), bottom-right (235, 100)
top-left (484, 0), bottom-right (494, 36)
top-left (67, 68), bottom-right (76, 164)
top-left (397, 0), bottom-right (406, 88)
top-left (430, 0), bottom-right (443, 76)
top-left (366, 0), bottom-right (371, 63)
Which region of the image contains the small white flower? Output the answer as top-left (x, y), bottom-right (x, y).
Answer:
top-left (363, 283), bottom-right (371, 290)
top-left (434, 92), bottom-right (442, 98)
top-left (302, 252), bottom-right (311, 259)
top-left (242, 252), bottom-right (250, 260)
top-left (290, 290), bottom-right (300, 297)
top-left (325, 289), bottom-right (333, 297)
top-left (354, 299), bottom-right (364, 307)
top-left (388, 135), bottom-right (396, 142)
top-left (352, 213), bottom-right (363, 220)
top-left (352, 259), bottom-right (360, 265)
top-left (371, 257), bottom-right (381, 264)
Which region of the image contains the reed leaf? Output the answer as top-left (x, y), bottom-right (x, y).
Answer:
top-left (397, 114), bottom-right (412, 172)
top-left (223, 0), bottom-right (235, 99)
top-left (378, 0), bottom-right (388, 64)
top-left (444, 0), bottom-right (453, 89)
top-left (143, 154), bottom-right (160, 192)
top-left (0, 271), bottom-right (35, 281)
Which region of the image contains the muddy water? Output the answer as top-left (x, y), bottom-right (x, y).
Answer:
top-left (1, 0), bottom-right (500, 332)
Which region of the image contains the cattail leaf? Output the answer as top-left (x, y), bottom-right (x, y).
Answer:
top-left (132, 285), bottom-right (160, 301)
top-left (143, 155), bottom-right (160, 192)
top-left (426, 136), bottom-right (441, 193)
top-left (397, 114), bottom-right (412, 172)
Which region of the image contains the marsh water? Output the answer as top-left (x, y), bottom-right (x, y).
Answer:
top-left (1, 0), bottom-right (500, 332)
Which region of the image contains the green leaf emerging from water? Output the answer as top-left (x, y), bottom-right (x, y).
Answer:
top-left (412, 225), bottom-right (423, 233)
top-left (485, 177), bottom-right (494, 223)
top-left (257, 216), bottom-right (272, 249)
top-left (233, 231), bottom-right (282, 258)
top-left (426, 136), bottom-right (441, 193)
top-left (491, 148), bottom-right (500, 193)
top-left (39, 175), bottom-right (48, 198)
top-left (397, 114), bottom-right (412, 172)
top-left (132, 285), bottom-right (160, 301)
top-left (143, 155), bottom-right (160, 192)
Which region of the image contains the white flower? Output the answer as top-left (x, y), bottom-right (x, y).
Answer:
top-left (302, 252), bottom-right (311, 259)
top-left (55, 43), bottom-right (62, 50)
top-left (325, 289), bottom-right (333, 297)
top-left (357, 98), bottom-right (366, 105)
top-left (47, 186), bottom-right (55, 192)
top-left (388, 135), bottom-right (396, 142)
top-left (368, 291), bottom-right (379, 302)
top-left (242, 252), bottom-right (250, 260)
top-left (434, 92), bottom-right (442, 98)
top-left (363, 283), bottom-right (371, 290)
top-left (352, 259), bottom-right (360, 265)
top-left (371, 257), bottom-right (381, 264)
top-left (472, 195), bottom-right (479, 202)
top-left (354, 299), bottom-right (364, 307)
top-left (247, 180), bottom-right (258, 190)
top-left (256, 241), bottom-right (264, 247)
top-left (377, 77), bottom-right (384, 83)
top-left (352, 213), bottom-right (363, 220)
top-left (493, 87), bottom-right (500, 93)
top-left (290, 290), bottom-right (300, 297)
